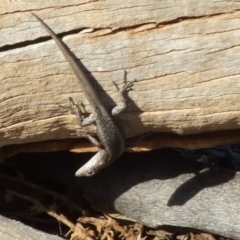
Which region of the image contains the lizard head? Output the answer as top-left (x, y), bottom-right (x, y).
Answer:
top-left (75, 150), bottom-right (111, 177)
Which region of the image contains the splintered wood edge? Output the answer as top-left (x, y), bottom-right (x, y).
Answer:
top-left (1, 129), bottom-right (240, 163)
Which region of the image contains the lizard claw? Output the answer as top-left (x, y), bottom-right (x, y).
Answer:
top-left (68, 97), bottom-right (85, 124)
top-left (122, 79), bottom-right (136, 92)
top-left (112, 73), bottom-right (137, 93)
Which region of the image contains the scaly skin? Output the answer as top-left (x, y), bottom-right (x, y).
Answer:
top-left (32, 13), bottom-right (133, 177)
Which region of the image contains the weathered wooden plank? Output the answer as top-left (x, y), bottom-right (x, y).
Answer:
top-left (1, 2), bottom-right (240, 149)
top-left (0, 215), bottom-right (64, 240)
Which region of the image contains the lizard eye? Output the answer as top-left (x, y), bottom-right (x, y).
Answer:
top-left (87, 170), bottom-right (93, 176)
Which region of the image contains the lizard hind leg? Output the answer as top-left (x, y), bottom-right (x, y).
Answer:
top-left (111, 71), bottom-right (137, 116)
top-left (68, 97), bottom-right (96, 126)
top-left (69, 97), bottom-right (103, 148)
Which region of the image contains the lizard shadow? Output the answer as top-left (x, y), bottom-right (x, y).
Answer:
top-left (51, 34), bottom-right (143, 125)
top-left (3, 148), bottom-right (237, 226)
top-left (77, 148), bottom-right (236, 211)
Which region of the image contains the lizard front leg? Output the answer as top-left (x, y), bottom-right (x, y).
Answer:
top-left (69, 97), bottom-right (110, 177)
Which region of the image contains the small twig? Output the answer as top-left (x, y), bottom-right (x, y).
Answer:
top-left (6, 189), bottom-right (93, 240)
top-left (0, 172), bottom-right (83, 213)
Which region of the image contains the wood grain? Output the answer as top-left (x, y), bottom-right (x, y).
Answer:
top-left (0, 215), bottom-right (64, 240)
top-left (1, 2), bottom-right (240, 149)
